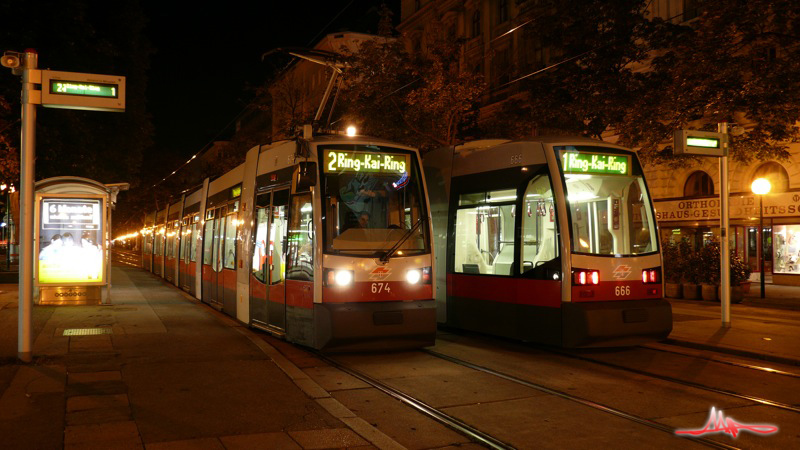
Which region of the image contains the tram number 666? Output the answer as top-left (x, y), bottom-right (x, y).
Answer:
top-left (615, 285), bottom-right (631, 296)
top-left (372, 283), bottom-right (391, 293)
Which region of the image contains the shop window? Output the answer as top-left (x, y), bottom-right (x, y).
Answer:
top-left (454, 188), bottom-right (517, 276)
top-left (683, 171), bottom-right (714, 197)
top-left (752, 162), bottom-right (789, 193)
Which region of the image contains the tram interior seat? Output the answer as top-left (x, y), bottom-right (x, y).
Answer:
top-left (461, 239), bottom-right (490, 274)
top-left (493, 244), bottom-right (514, 276)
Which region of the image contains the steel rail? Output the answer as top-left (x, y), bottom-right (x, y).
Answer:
top-left (424, 349), bottom-right (739, 450)
top-left (317, 352), bottom-right (514, 450)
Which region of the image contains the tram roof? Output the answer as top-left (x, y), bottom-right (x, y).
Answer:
top-left (453, 136), bottom-right (632, 155)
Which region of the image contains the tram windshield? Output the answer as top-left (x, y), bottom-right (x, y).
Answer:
top-left (320, 145), bottom-right (429, 256)
top-left (558, 146), bottom-right (657, 256)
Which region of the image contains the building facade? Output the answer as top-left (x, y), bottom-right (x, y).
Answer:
top-left (398, 0), bottom-right (800, 284)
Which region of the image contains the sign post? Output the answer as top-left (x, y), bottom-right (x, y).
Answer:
top-left (2, 49), bottom-right (125, 361)
top-left (674, 127), bottom-right (731, 327)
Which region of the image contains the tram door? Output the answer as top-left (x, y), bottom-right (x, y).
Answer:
top-left (249, 189), bottom-right (289, 331)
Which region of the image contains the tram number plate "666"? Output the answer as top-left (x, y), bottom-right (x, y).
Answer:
top-left (371, 282), bottom-right (391, 293)
top-left (615, 285), bottom-right (631, 296)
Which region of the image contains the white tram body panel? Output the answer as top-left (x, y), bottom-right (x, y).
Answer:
top-left (424, 137), bottom-right (672, 347)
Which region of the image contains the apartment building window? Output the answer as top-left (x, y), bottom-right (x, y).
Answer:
top-left (498, 0), bottom-right (508, 24)
top-left (683, 171), bottom-right (714, 197)
top-left (472, 10), bottom-right (481, 37)
top-left (683, 0), bottom-right (699, 21)
top-left (492, 47), bottom-right (511, 89)
top-left (415, 0), bottom-right (421, 12)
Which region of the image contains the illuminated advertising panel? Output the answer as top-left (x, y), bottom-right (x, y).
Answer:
top-left (323, 149), bottom-right (409, 174)
top-left (38, 198), bottom-right (104, 285)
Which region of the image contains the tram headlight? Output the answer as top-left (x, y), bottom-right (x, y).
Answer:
top-left (324, 269), bottom-right (354, 287)
top-left (335, 270), bottom-right (353, 286)
top-left (406, 269), bottom-right (421, 284)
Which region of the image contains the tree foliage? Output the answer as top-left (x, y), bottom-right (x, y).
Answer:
top-left (0, 0), bottom-right (153, 184)
top-left (493, 0), bottom-right (800, 167)
top-left (623, 0), bottom-right (800, 165)
top-left (339, 27), bottom-right (485, 151)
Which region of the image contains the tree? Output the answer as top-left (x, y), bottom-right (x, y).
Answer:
top-left (620, 0), bottom-right (800, 165)
top-left (339, 24), bottom-right (485, 151)
top-left (496, 0), bottom-right (800, 167)
top-left (0, 0), bottom-right (153, 184)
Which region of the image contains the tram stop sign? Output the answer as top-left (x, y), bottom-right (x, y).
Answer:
top-left (673, 130), bottom-right (728, 157)
top-left (41, 70), bottom-right (125, 112)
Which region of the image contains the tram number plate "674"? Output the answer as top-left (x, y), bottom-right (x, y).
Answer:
top-left (615, 285), bottom-right (631, 296)
top-left (371, 282), bottom-right (391, 293)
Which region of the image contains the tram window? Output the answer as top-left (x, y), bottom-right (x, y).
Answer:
top-left (287, 194), bottom-right (313, 281)
top-left (213, 213), bottom-right (224, 271)
top-left (560, 151), bottom-right (657, 256)
top-left (179, 222), bottom-right (188, 262)
top-left (144, 234), bottom-right (152, 255)
top-left (270, 198), bottom-right (288, 285)
top-left (521, 174), bottom-right (559, 275)
top-left (155, 231), bottom-right (163, 256)
top-left (251, 193), bottom-right (271, 283)
top-left (454, 189), bottom-right (517, 276)
top-left (202, 219), bottom-right (214, 265)
top-left (190, 222), bottom-right (199, 262)
top-left (223, 213), bottom-right (237, 270)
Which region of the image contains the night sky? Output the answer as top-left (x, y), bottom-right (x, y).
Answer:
top-left (141, 0), bottom-right (392, 178)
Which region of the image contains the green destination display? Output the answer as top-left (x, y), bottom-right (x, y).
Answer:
top-left (324, 150), bottom-right (409, 174)
top-left (561, 151), bottom-right (630, 175)
top-left (686, 136), bottom-right (720, 148)
top-left (50, 80), bottom-right (119, 98)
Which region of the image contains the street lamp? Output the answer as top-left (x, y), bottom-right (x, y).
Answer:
top-left (751, 178), bottom-right (771, 298)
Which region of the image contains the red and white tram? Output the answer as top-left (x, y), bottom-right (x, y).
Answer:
top-left (141, 133), bottom-right (436, 351)
top-left (423, 137), bottom-right (672, 347)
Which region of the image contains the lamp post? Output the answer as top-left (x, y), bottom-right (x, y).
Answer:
top-left (751, 178), bottom-right (771, 298)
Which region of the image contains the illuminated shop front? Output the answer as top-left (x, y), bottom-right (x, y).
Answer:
top-left (655, 190), bottom-right (800, 285)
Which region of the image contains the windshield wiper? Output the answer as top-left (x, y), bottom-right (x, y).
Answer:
top-left (380, 217), bottom-right (427, 262)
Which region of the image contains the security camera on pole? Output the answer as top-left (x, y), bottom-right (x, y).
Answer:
top-left (2, 49), bottom-right (125, 362)
top-left (674, 127), bottom-right (731, 327)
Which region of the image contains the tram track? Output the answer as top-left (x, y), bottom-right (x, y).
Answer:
top-left (315, 351), bottom-right (514, 450)
top-left (540, 346), bottom-right (800, 415)
top-left (641, 342), bottom-right (800, 379)
top-left (419, 349), bottom-right (739, 450)
top-left (322, 347), bottom-right (739, 450)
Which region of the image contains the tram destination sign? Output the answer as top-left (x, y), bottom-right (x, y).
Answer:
top-left (324, 149), bottom-right (409, 174)
top-left (41, 70), bottom-right (125, 112)
top-left (560, 150), bottom-right (630, 176)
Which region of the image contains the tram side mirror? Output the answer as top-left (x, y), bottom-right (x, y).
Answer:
top-left (294, 162), bottom-right (317, 193)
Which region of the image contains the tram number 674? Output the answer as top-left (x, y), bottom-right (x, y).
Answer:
top-left (371, 282), bottom-right (391, 293)
top-left (615, 285), bottom-right (631, 296)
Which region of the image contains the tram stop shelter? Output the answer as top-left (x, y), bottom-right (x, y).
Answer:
top-left (33, 176), bottom-right (128, 305)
